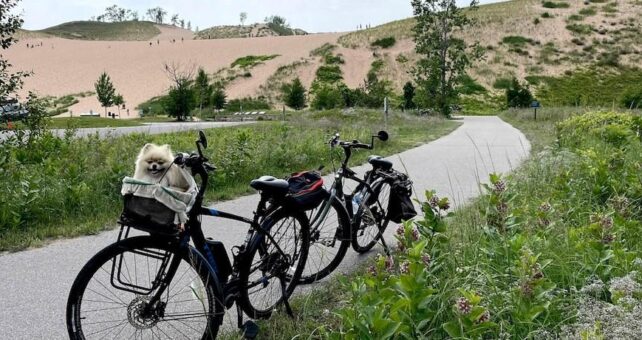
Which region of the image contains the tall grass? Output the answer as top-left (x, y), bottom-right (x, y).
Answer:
top-left (0, 111), bottom-right (458, 251)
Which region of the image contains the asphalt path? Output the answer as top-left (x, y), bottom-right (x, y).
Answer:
top-left (0, 116), bottom-right (530, 339)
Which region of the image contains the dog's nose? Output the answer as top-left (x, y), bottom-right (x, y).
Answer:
top-left (152, 164), bottom-right (157, 170)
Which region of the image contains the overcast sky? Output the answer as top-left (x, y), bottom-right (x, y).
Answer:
top-left (18, 0), bottom-right (503, 32)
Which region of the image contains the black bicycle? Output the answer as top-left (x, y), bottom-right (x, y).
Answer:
top-left (297, 131), bottom-right (415, 284)
top-left (66, 131), bottom-right (310, 339)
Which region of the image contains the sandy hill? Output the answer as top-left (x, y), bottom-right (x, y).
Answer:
top-left (8, 0), bottom-right (641, 118)
top-left (196, 23), bottom-right (307, 40)
top-left (17, 21), bottom-right (193, 41)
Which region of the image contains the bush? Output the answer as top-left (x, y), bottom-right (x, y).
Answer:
top-left (211, 87), bottom-right (227, 110)
top-left (579, 7), bottom-right (597, 15)
top-left (231, 54), bottom-right (279, 68)
top-left (324, 54), bottom-right (345, 65)
top-left (502, 35), bottom-right (533, 47)
top-left (506, 78), bottom-right (534, 108)
top-left (542, 1), bottom-right (570, 8)
top-left (458, 74), bottom-right (487, 95)
top-left (620, 86), bottom-right (642, 109)
top-left (226, 96), bottom-right (271, 112)
top-left (310, 43), bottom-right (336, 57)
top-left (541, 12), bottom-right (553, 18)
top-left (493, 77), bottom-right (513, 90)
top-left (370, 36), bottom-right (396, 49)
top-left (314, 65), bottom-right (343, 84)
top-left (281, 78), bottom-right (306, 110)
top-left (311, 84), bottom-right (344, 110)
top-left (566, 23), bottom-right (593, 35)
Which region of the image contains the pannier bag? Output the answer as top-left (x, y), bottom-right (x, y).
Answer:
top-left (120, 167), bottom-right (198, 234)
top-left (387, 172), bottom-right (417, 223)
top-left (286, 171), bottom-right (326, 211)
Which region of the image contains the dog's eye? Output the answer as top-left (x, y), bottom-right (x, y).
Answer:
top-left (158, 161), bottom-right (165, 165)
top-left (147, 161), bottom-right (153, 164)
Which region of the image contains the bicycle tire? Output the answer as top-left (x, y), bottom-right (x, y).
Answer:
top-left (351, 180), bottom-right (393, 253)
top-left (237, 208), bottom-right (310, 319)
top-left (297, 196), bottom-right (351, 284)
top-left (66, 236), bottom-right (224, 340)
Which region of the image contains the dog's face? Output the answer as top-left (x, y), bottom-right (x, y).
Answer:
top-left (136, 144), bottom-right (174, 177)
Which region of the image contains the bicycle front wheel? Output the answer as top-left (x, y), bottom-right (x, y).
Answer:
top-left (237, 208), bottom-right (310, 319)
top-left (66, 236), bottom-right (224, 340)
top-left (351, 180), bottom-right (392, 253)
top-left (298, 196), bottom-right (351, 284)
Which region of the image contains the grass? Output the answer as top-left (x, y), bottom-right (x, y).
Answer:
top-left (230, 55), bottom-right (280, 69)
top-left (542, 1), bottom-right (571, 8)
top-left (230, 108), bottom-right (642, 339)
top-left (33, 21), bottom-right (160, 41)
top-left (0, 111), bottom-right (459, 251)
top-left (370, 36), bottom-right (397, 49)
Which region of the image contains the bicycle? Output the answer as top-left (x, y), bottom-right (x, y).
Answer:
top-left (66, 131), bottom-right (310, 339)
top-left (298, 130), bottom-right (413, 283)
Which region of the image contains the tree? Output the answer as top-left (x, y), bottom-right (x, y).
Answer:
top-left (211, 86), bottom-right (227, 110)
top-left (163, 62), bottom-right (196, 121)
top-left (0, 0), bottom-right (29, 100)
top-left (112, 94), bottom-right (124, 116)
top-left (403, 81), bottom-right (416, 110)
top-left (180, 19), bottom-right (185, 29)
top-left (170, 14), bottom-right (179, 26)
top-left (104, 5), bottom-right (126, 22)
top-left (194, 68), bottom-right (212, 114)
top-left (282, 78), bottom-right (306, 110)
top-left (188, 22), bottom-right (193, 31)
top-left (506, 78), bottom-right (533, 108)
top-left (146, 7), bottom-right (167, 24)
top-left (240, 12), bottom-right (248, 26)
top-left (411, 0), bottom-right (484, 117)
top-left (94, 72), bottom-right (116, 116)
top-left (127, 10), bottom-right (139, 21)
top-left (265, 15), bottom-right (288, 27)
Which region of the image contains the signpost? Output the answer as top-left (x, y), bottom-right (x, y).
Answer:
top-left (531, 100), bottom-right (540, 121)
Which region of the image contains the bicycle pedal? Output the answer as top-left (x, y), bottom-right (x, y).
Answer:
top-left (241, 320), bottom-right (259, 339)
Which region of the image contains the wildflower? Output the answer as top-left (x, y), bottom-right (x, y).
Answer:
top-left (602, 233), bottom-right (615, 244)
top-left (456, 297), bottom-right (472, 315)
top-left (609, 274), bottom-right (640, 296)
top-left (497, 202), bottom-right (509, 215)
top-left (396, 240), bottom-right (405, 252)
top-left (411, 228), bottom-right (419, 241)
top-left (538, 217), bottom-right (551, 227)
top-left (532, 263), bottom-right (544, 279)
top-left (396, 225), bottom-right (405, 236)
top-left (520, 281), bottom-right (534, 297)
top-left (400, 261), bottom-right (410, 274)
top-left (438, 200), bottom-right (450, 211)
top-left (429, 195), bottom-right (439, 209)
top-left (539, 202), bottom-right (552, 212)
top-left (493, 180), bottom-right (506, 194)
top-left (477, 310), bottom-right (491, 324)
top-left (422, 254), bottom-right (432, 268)
top-left (600, 216), bottom-right (613, 230)
top-left (367, 265), bottom-right (377, 276)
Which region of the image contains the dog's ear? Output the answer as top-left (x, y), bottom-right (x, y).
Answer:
top-left (142, 143), bottom-right (154, 151)
top-left (161, 144), bottom-right (173, 154)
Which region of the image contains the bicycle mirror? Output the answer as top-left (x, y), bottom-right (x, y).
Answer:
top-left (376, 130), bottom-right (389, 142)
top-left (198, 131), bottom-right (208, 149)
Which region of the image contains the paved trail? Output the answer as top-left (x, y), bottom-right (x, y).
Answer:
top-left (0, 116), bottom-right (530, 339)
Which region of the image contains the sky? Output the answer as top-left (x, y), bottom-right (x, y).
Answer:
top-left (17, 0), bottom-right (502, 33)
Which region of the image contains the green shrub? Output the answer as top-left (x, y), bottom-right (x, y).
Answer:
top-left (579, 7), bottom-right (597, 15)
top-left (566, 23), bottom-right (593, 35)
top-left (502, 35), bottom-right (533, 46)
top-left (506, 78), bottom-right (534, 108)
top-left (458, 74), bottom-right (487, 95)
top-left (313, 65), bottom-right (343, 85)
top-left (541, 12), bottom-right (553, 18)
top-left (310, 43), bottom-right (336, 57)
top-left (226, 96), bottom-right (271, 112)
top-left (542, 1), bottom-right (570, 8)
top-left (324, 53), bottom-right (345, 65)
top-left (567, 14), bottom-right (584, 21)
top-left (370, 36), bottom-right (396, 49)
top-left (620, 86), bottom-right (642, 109)
top-left (231, 54), bottom-right (279, 68)
top-left (281, 77), bottom-right (306, 110)
top-left (311, 84), bottom-right (344, 110)
top-left (493, 77), bottom-right (513, 90)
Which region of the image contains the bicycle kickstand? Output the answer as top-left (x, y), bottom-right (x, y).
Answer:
top-left (378, 232), bottom-right (392, 256)
top-left (237, 304), bottom-right (259, 339)
top-left (280, 276), bottom-right (295, 318)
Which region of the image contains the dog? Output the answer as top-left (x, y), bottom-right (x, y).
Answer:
top-left (134, 143), bottom-right (191, 192)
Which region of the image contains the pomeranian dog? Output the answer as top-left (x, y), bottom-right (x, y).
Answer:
top-left (134, 143), bottom-right (191, 192)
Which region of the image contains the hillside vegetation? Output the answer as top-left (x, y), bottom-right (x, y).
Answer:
top-left (196, 23), bottom-right (307, 40)
top-left (26, 21), bottom-right (161, 41)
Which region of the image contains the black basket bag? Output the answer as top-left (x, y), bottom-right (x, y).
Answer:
top-left (120, 194), bottom-right (180, 236)
top-left (285, 171), bottom-right (327, 211)
top-left (387, 172), bottom-right (417, 223)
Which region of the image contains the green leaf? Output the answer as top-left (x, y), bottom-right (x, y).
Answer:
top-left (443, 321), bottom-right (463, 337)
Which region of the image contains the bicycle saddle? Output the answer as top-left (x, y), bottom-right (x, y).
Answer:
top-left (368, 155), bottom-right (393, 171)
top-left (250, 176), bottom-right (289, 195)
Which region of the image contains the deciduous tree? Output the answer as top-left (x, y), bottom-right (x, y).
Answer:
top-left (0, 0), bottom-right (29, 99)
top-left (94, 72), bottom-right (116, 116)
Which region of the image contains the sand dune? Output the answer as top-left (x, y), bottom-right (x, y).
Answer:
top-left (7, 33), bottom-right (351, 117)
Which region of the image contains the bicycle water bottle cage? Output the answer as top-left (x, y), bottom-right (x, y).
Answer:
top-left (367, 155), bottom-right (393, 171)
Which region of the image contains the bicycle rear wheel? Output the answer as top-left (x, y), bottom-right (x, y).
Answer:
top-left (66, 236), bottom-right (224, 340)
top-left (298, 196), bottom-right (351, 284)
top-left (237, 208), bottom-right (310, 319)
top-left (351, 180), bottom-right (392, 253)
